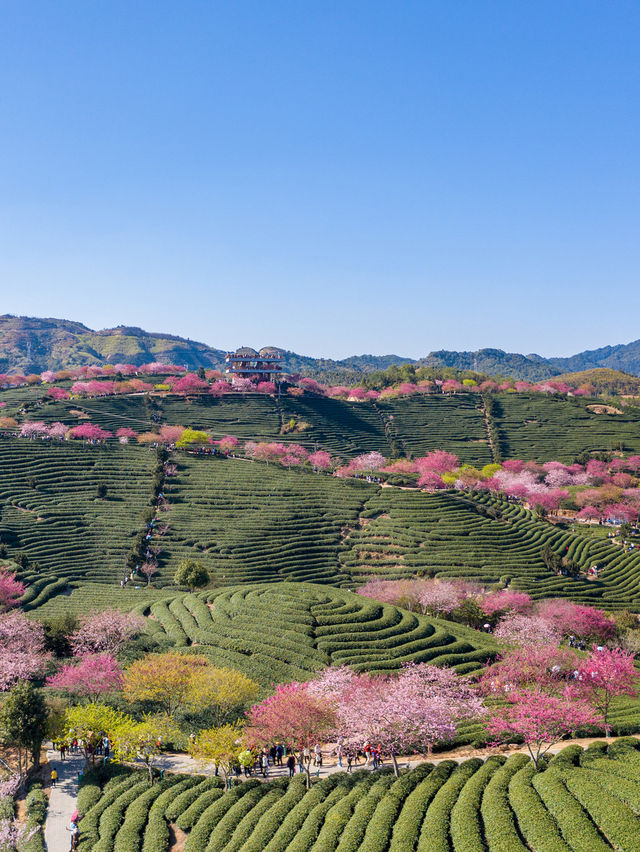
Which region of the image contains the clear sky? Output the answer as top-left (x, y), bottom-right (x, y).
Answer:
top-left (1, 1), bottom-right (638, 359)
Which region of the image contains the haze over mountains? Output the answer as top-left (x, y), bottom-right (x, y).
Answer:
top-left (2, 314), bottom-right (640, 382)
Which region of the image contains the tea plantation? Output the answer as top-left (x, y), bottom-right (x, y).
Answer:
top-left (74, 739), bottom-right (640, 852)
top-left (133, 583), bottom-right (497, 685)
top-left (492, 393), bottom-right (640, 462)
top-left (340, 487), bottom-right (640, 609)
top-left (10, 386), bottom-right (640, 465)
top-left (157, 454), bottom-right (371, 586)
top-left (7, 437), bottom-right (640, 612)
top-left (0, 438), bottom-right (155, 603)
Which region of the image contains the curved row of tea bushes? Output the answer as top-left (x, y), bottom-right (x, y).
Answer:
top-left (493, 393), bottom-right (640, 462)
top-left (382, 395), bottom-right (492, 465)
top-left (136, 583), bottom-right (496, 685)
top-left (13, 383), bottom-right (640, 465)
top-left (341, 487), bottom-right (640, 609)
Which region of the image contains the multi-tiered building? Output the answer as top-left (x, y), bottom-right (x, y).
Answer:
top-left (224, 347), bottom-right (284, 383)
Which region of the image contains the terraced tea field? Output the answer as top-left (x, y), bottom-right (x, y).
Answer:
top-left (134, 583), bottom-right (496, 685)
top-left (7, 441), bottom-right (640, 612)
top-left (493, 393), bottom-right (640, 462)
top-left (30, 394), bottom-right (158, 433)
top-left (340, 487), bottom-right (640, 609)
top-left (8, 383), bottom-right (640, 465)
top-left (0, 438), bottom-right (154, 600)
top-left (158, 454), bottom-right (371, 586)
top-left (382, 395), bottom-right (492, 464)
top-left (75, 739), bottom-right (640, 852)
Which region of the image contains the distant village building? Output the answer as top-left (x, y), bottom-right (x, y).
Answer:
top-left (224, 347), bottom-right (284, 383)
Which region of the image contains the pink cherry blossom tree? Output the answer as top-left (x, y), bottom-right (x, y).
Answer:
top-left (328, 663), bottom-right (484, 775)
top-left (280, 454), bottom-right (302, 468)
top-left (46, 387), bottom-right (70, 400)
top-left (535, 599), bottom-right (616, 642)
top-left (567, 646), bottom-right (639, 736)
top-left (115, 427), bottom-right (137, 442)
top-left (48, 422), bottom-right (68, 440)
top-left (245, 682), bottom-right (336, 787)
top-left (308, 450), bottom-right (333, 471)
top-left (415, 451), bottom-right (459, 474)
top-left (210, 380), bottom-right (232, 396)
top-left (417, 469), bottom-right (447, 489)
top-left (46, 653), bottom-right (123, 699)
top-left (0, 570), bottom-right (25, 612)
top-left (493, 613), bottom-right (562, 647)
top-left (216, 435), bottom-right (239, 454)
top-left (0, 612), bottom-right (50, 690)
top-left (20, 421), bottom-right (50, 438)
top-left (485, 688), bottom-right (600, 768)
top-left (67, 423), bottom-right (112, 441)
top-left (350, 452), bottom-right (386, 473)
top-left (356, 579), bottom-right (418, 608)
top-left (0, 818), bottom-right (39, 851)
top-left (158, 425), bottom-right (185, 443)
top-left (576, 506), bottom-right (602, 521)
top-left (416, 580), bottom-right (468, 617)
top-left (71, 610), bottom-right (145, 655)
top-left (477, 645), bottom-right (580, 697)
top-left (480, 590), bottom-right (533, 616)
top-left (253, 443), bottom-right (287, 464)
top-left (172, 374), bottom-right (209, 395)
top-left (140, 561), bottom-right (159, 587)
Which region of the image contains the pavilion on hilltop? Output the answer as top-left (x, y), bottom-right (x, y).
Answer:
top-left (224, 347), bottom-right (284, 382)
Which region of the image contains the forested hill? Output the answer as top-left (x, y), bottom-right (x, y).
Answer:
top-left (3, 313), bottom-right (640, 382)
top-left (0, 315), bottom-right (411, 379)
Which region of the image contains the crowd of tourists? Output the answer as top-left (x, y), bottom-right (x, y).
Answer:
top-left (228, 740), bottom-right (385, 779)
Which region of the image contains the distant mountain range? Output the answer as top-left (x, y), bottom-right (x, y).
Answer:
top-left (2, 314), bottom-right (640, 382)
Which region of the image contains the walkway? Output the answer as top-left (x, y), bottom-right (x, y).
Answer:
top-left (154, 750), bottom-right (419, 781)
top-left (44, 746), bottom-right (84, 852)
top-left (154, 734), bottom-right (631, 783)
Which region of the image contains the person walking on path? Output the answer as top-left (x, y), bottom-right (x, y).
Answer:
top-left (287, 754), bottom-right (296, 777)
top-left (50, 768), bottom-right (58, 786)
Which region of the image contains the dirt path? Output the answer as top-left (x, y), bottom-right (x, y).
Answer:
top-left (168, 823), bottom-right (188, 852)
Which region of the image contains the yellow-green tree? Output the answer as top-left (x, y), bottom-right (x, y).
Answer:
top-left (188, 667), bottom-right (259, 725)
top-left (63, 702), bottom-right (126, 763)
top-left (63, 702), bottom-right (177, 782)
top-left (123, 654), bottom-right (258, 723)
top-left (111, 714), bottom-right (179, 783)
top-left (176, 428), bottom-right (210, 448)
top-left (190, 723), bottom-right (244, 783)
top-left (123, 653), bottom-right (210, 715)
top-left (174, 560), bottom-right (210, 591)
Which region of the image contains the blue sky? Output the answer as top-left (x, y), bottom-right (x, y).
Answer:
top-left (1, 1), bottom-right (638, 359)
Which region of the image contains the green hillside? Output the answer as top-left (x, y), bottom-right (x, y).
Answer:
top-left (0, 439), bottom-right (155, 604)
top-left (6, 437), bottom-right (640, 612)
top-left (10, 386), bottom-right (640, 465)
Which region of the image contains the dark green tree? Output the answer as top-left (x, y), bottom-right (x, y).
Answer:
top-left (174, 560), bottom-right (210, 591)
top-left (0, 682), bottom-right (48, 773)
top-left (42, 613), bottom-right (78, 658)
top-left (541, 544), bottom-right (563, 575)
